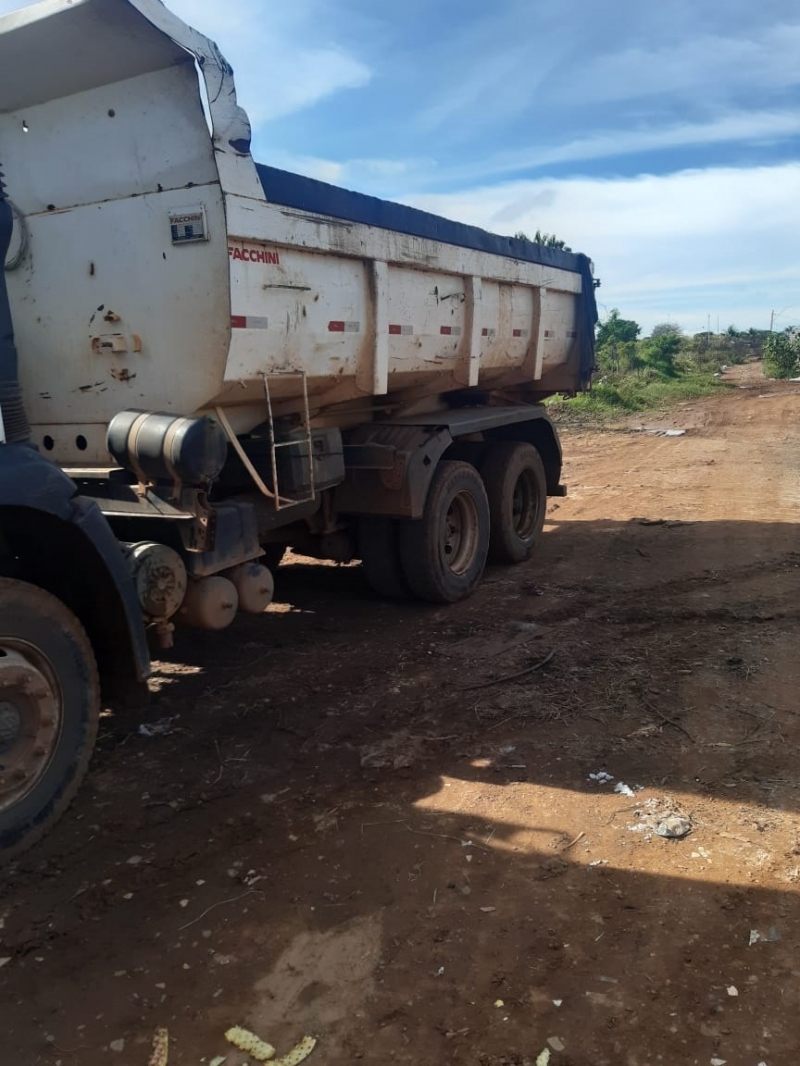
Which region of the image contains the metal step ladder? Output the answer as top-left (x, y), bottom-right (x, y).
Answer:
top-left (261, 370), bottom-right (315, 512)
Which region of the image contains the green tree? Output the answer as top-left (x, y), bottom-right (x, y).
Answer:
top-left (641, 331), bottom-right (682, 377)
top-left (650, 322), bottom-right (683, 339)
top-left (514, 229), bottom-right (572, 251)
top-left (763, 330), bottom-right (800, 379)
top-left (596, 308), bottom-right (640, 348)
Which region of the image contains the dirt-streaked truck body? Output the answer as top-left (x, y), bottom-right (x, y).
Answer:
top-left (0, 0), bottom-right (597, 854)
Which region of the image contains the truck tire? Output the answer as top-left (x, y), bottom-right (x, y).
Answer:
top-left (398, 460), bottom-right (489, 603)
top-left (0, 579), bottom-right (100, 859)
top-left (358, 517), bottom-right (409, 598)
top-left (481, 442), bottom-right (547, 563)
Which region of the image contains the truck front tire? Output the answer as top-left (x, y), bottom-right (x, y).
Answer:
top-left (481, 442), bottom-right (547, 563)
top-left (398, 461), bottom-right (489, 603)
top-left (0, 579), bottom-right (100, 859)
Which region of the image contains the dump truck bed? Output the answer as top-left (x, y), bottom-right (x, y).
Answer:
top-left (0, 0), bottom-right (596, 467)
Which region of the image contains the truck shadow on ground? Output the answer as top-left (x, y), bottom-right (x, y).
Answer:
top-left (1, 517), bottom-right (799, 1063)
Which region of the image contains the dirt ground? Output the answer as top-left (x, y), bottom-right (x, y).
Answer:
top-left (2, 363), bottom-right (800, 1066)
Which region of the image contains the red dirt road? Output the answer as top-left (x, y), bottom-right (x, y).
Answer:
top-left (1, 365), bottom-right (799, 1066)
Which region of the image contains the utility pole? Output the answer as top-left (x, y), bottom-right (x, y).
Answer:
top-left (770, 310), bottom-right (775, 334)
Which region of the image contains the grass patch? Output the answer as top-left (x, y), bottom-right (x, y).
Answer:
top-left (547, 371), bottom-right (730, 423)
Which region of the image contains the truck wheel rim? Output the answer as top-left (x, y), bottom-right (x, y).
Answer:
top-left (0, 643), bottom-right (62, 815)
top-left (512, 470), bottom-right (538, 539)
top-left (441, 491), bottom-right (480, 576)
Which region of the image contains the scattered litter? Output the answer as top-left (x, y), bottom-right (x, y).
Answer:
top-left (494, 999), bottom-right (505, 1008)
top-left (179, 899), bottom-right (190, 908)
top-left (749, 927), bottom-right (781, 946)
top-left (547, 1036), bottom-right (565, 1051)
top-left (536, 1050), bottom-right (551, 1066)
top-left (109, 1039), bottom-right (125, 1053)
top-left (614, 782), bottom-right (635, 798)
top-left (0, 957), bottom-right (11, 969)
top-left (436, 966), bottom-right (445, 976)
top-left (139, 716), bottom-right (178, 737)
top-left (479, 906), bottom-right (496, 913)
top-left (225, 1027), bottom-right (276, 1062)
top-left (148, 1027), bottom-right (169, 1066)
top-left (710, 1058), bottom-right (726, 1065)
top-left (661, 429), bottom-right (686, 437)
top-left (209, 1058), bottom-right (227, 1066)
top-left (588, 860), bottom-right (608, 867)
top-left (691, 846), bottom-right (712, 861)
top-left (655, 815), bottom-right (692, 839)
top-left (126, 855), bottom-right (144, 866)
top-left (726, 985), bottom-right (738, 997)
top-left (626, 798), bottom-right (693, 840)
top-left (588, 771), bottom-right (614, 783)
top-left (552, 999), bottom-right (563, 1007)
top-left (273, 1036), bottom-right (317, 1066)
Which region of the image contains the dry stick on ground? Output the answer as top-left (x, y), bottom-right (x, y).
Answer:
top-left (645, 701), bottom-right (696, 743)
top-left (458, 650), bottom-right (555, 692)
top-left (179, 889), bottom-right (262, 931)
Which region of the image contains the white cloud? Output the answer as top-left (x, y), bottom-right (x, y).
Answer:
top-left (566, 23), bottom-right (800, 105)
top-left (405, 163), bottom-right (800, 334)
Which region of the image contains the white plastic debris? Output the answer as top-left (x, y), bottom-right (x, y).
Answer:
top-left (536, 1050), bottom-right (551, 1066)
top-left (726, 985), bottom-right (738, 997)
top-left (654, 815), bottom-right (692, 839)
top-left (614, 782), bottom-right (635, 797)
top-left (494, 999), bottom-right (504, 1008)
top-left (749, 927), bottom-right (780, 945)
top-left (552, 999), bottom-right (562, 1007)
top-left (588, 860), bottom-right (608, 867)
top-left (588, 772), bottom-right (614, 783)
top-left (710, 1058), bottom-right (726, 1065)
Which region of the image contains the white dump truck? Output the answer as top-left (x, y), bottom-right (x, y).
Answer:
top-left (0, 0), bottom-right (597, 853)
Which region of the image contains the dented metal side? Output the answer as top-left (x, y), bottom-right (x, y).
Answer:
top-left (0, 0), bottom-right (592, 466)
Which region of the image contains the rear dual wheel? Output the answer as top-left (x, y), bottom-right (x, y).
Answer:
top-left (359, 461), bottom-right (490, 604)
top-left (358, 445), bottom-right (547, 604)
top-left (481, 442), bottom-right (547, 563)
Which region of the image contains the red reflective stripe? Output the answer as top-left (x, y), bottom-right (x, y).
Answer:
top-left (481, 328), bottom-right (489, 336)
top-left (388, 324), bottom-right (402, 335)
top-left (328, 321), bottom-right (345, 332)
top-left (513, 329), bottom-right (522, 337)
top-left (440, 326), bottom-right (452, 335)
top-left (231, 315), bottom-right (247, 329)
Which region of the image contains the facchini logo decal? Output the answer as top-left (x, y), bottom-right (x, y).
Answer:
top-left (228, 245), bottom-right (280, 264)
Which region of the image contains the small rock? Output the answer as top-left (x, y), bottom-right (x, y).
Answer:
top-left (179, 899), bottom-right (190, 908)
top-left (547, 1036), bottom-right (565, 1051)
top-left (727, 985), bottom-right (738, 997)
top-left (110, 1039), bottom-right (125, 1053)
top-left (0, 957), bottom-right (11, 969)
top-left (126, 856), bottom-right (143, 866)
top-left (480, 907), bottom-right (496, 913)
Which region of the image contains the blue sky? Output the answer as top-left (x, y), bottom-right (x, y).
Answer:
top-left (3, 0), bottom-right (800, 334)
